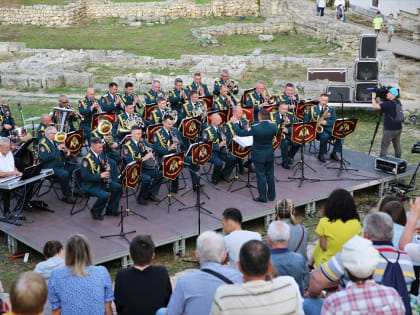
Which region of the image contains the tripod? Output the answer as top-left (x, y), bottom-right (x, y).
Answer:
top-left (230, 151), bottom-right (256, 198)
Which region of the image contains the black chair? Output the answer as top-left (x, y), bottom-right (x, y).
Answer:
top-left (70, 168), bottom-right (91, 216)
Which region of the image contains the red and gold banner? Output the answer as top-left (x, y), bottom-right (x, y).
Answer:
top-left (191, 141), bottom-right (212, 166)
top-left (242, 107), bottom-right (254, 124)
top-left (146, 123), bottom-right (163, 145)
top-left (145, 103), bottom-right (158, 121)
top-left (124, 160), bottom-right (142, 189)
top-left (199, 96), bottom-right (214, 111)
top-left (162, 152), bottom-right (184, 181)
top-left (291, 121), bottom-right (317, 145)
top-left (207, 110), bottom-right (229, 126)
top-left (231, 140), bottom-right (251, 159)
top-left (272, 134), bottom-right (282, 151)
top-left (91, 113), bottom-right (116, 130)
top-left (261, 104), bottom-right (279, 113)
top-left (65, 130), bottom-right (83, 156)
top-left (241, 88), bottom-right (256, 104)
top-left (296, 100), bottom-right (319, 121)
top-left (181, 117), bottom-right (202, 140)
top-left (332, 118), bottom-right (358, 139)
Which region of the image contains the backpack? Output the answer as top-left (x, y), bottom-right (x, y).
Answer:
top-left (389, 99), bottom-right (405, 123)
top-left (380, 252), bottom-right (412, 315)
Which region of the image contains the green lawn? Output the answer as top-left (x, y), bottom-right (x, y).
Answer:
top-left (0, 18), bottom-right (336, 59)
top-left (1, 0), bottom-right (72, 6)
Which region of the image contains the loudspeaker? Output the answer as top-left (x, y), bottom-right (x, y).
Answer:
top-left (354, 59), bottom-right (379, 81)
top-left (354, 82), bottom-right (377, 102)
top-left (326, 85), bottom-right (352, 103)
top-left (360, 34), bottom-right (377, 59)
top-left (307, 68), bottom-right (347, 82)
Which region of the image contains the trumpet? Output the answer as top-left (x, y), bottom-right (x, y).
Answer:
top-left (92, 99), bottom-right (102, 114)
top-left (316, 106), bottom-right (330, 134)
top-left (170, 128), bottom-right (181, 153)
top-left (97, 120), bottom-right (114, 146)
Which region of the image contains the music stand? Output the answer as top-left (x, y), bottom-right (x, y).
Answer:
top-left (121, 160), bottom-right (147, 220)
top-left (180, 116), bottom-right (202, 141)
top-left (156, 152), bottom-right (186, 212)
top-left (145, 103), bottom-right (158, 121)
top-left (326, 118), bottom-right (359, 176)
top-left (65, 130), bottom-right (84, 156)
top-left (288, 121), bottom-right (320, 188)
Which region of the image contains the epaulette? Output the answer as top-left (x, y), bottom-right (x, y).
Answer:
top-left (102, 94), bottom-right (108, 98)
top-left (40, 138), bottom-right (47, 145)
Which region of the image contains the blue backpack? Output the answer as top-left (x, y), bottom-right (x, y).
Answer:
top-left (380, 252), bottom-right (412, 315)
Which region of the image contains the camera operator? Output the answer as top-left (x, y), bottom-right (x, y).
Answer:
top-left (371, 88), bottom-right (403, 158)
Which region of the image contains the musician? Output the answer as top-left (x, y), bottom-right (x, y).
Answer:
top-left (280, 83), bottom-right (299, 111)
top-left (245, 81), bottom-right (267, 123)
top-left (0, 137), bottom-right (22, 217)
top-left (144, 80), bottom-right (165, 105)
top-left (39, 126), bottom-right (77, 204)
top-left (213, 69), bottom-right (239, 96)
top-left (78, 88), bottom-right (101, 144)
top-left (213, 85), bottom-right (236, 111)
top-left (121, 82), bottom-right (141, 114)
top-left (53, 94), bottom-right (78, 132)
top-left (270, 103), bottom-right (299, 169)
top-left (81, 137), bottom-right (121, 220)
top-left (304, 93), bottom-right (342, 162)
top-left (0, 97), bottom-right (17, 137)
top-left (168, 78), bottom-right (189, 115)
top-left (37, 114), bottom-right (53, 140)
top-left (203, 114), bottom-right (236, 185)
top-left (99, 82), bottom-right (121, 113)
top-left (150, 96), bottom-right (169, 124)
top-left (232, 109), bottom-right (277, 203)
top-left (122, 126), bottom-right (162, 205)
top-left (153, 114), bottom-right (198, 193)
top-left (113, 103), bottom-right (147, 141)
top-left (92, 115), bottom-right (120, 165)
top-left (187, 73), bottom-right (211, 97)
top-left (181, 91), bottom-right (205, 117)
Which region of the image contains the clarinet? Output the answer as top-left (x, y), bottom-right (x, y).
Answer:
top-left (102, 154), bottom-right (110, 192)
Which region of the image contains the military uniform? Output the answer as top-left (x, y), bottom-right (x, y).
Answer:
top-left (245, 90), bottom-right (265, 123)
top-left (121, 92), bottom-right (141, 114)
top-left (168, 88), bottom-right (189, 115)
top-left (279, 92), bottom-right (299, 105)
top-left (234, 120), bottom-right (277, 202)
top-left (187, 82), bottom-right (211, 97)
top-left (144, 89), bottom-right (165, 105)
top-left (53, 104), bottom-right (78, 132)
top-left (122, 138), bottom-right (162, 201)
top-left (39, 136), bottom-right (77, 199)
top-left (213, 78), bottom-right (239, 96)
top-left (304, 105), bottom-right (342, 159)
top-left (113, 112), bottom-right (147, 141)
top-left (213, 95), bottom-right (236, 111)
top-left (80, 150), bottom-right (121, 218)
top-left (78, 96), bottom-right (100, 144)
top-left (37, 123), bottom-right (49, 140)
top-left (91, 128), bottom-right (120, 173)
top-left (99, 92), bottom-right (119, 113)
top-left (150, 107), bottom-right (167, 124)
top-left (0, 104), bottom-right (16, 137)
top-left (223, 118), bottom-right (249, 174)
top-left (153, 126), bottom-right (198, 192)
top-left (202, 124), bottom-right (236, 184)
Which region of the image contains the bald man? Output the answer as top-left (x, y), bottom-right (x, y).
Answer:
top-left (37, 114), bottom-right (52, 139)
top-left (78, 88), bottom-right (101, 144)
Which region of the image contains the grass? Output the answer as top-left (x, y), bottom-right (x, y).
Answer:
top-left (1, 0), bottom-right (72, 7)
top-left (0, 18), bottom-right (336, 59)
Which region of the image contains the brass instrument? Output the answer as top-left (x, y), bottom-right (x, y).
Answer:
top-left (179, 89), bottom-right (188, 101)
top-left (163, 107), bottom-right (178, 122)
top-left (67, 104), bottom-right (85, 120)
top-left (169, 128), bottom-right (181, 153)
top-left (219, 128), bottom-right (228, 157)
top-left (280, 116), bottom-right (290, 139)
top-left (227, 90), bottom-right (241, 106)
top-left (141, 143), bottom-right (158, 168)
top-left (54, 131), bottom-right (69, 154)
top-left (263, 87), bottom-right (278, 105)
top-left (316, 106), bottom-right (330, 134)
top-left (118, 114), bottom-right (144, 134)
top-left (93, 99), bottom-right (102, 114)
top-left (192, 101), bottom-right (207, 120)
top-left (97, 120), bottom-right (114, 146)
top-left (227, 80), bottom-right (238, 92)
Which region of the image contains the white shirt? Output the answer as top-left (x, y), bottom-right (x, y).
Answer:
top-left (334, 0), bottom-right (345, 6)
top-left (224, 230), bottom-right (262, 269)
top-left (0, 150), bottom-right (15, 173)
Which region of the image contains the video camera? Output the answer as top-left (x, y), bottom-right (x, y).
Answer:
top-left (364, 86), bottom-right (399, 101)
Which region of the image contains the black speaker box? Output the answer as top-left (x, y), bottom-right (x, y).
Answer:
top-left (360, 34), bottom-right (377, 59)
top-left (354, 82), bottom-right (377, 103)
top-left (354, 59), bottom-right (379, 81)
top-left (307, 68), bottom-right (347, 82)
top-left (326, 85), bottom-right (352, 103)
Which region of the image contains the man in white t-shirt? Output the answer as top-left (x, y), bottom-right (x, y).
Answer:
top-left (222, 208), bottom-right (262, 269)
top-left (0, 137), bottom-right (22, 216)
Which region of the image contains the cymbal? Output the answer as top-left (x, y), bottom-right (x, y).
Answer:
top-left (24, 117), bottom-right (41, 122)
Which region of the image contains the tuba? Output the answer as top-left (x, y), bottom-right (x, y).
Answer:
top-left (316, 106), bottom-right (330, 134)
top-left (97, 120), bottom-right (114, 146)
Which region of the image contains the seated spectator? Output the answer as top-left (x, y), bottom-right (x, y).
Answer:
top-left (313, 189), bottom-right (362, 267)
top-left (275, 199), bottom-right (308, 260)
top-left (165, 231), bottom-right (242, 315)
top-left (7, 271), bottom-right (47, 315)
top-left (321, 235), bottom-right (405, 314)
top-left (114, 235), bottom-right (172, 315)
top-left (268, 220), bottom-right (309, 296)
top-left (380, 200), bottom-right (407, 247)
top-left (34, 240), bottom-right (65, 315)
top-left (378, 194), bottom-right (400, 211)
top-left (211, 240), bottom-right (303, 314)
top-left (222, 208), bottom-right (262, 269)
top-left (48, 234), bottom-right (114, 315)
top-left (305, 212), bottom-right (415, 315)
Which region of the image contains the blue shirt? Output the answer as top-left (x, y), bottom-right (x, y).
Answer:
top-left (166, 262), bottom-right (243, 315)
top-left (48, 265), bottom-right (114, 315)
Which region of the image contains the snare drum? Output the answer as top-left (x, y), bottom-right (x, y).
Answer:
top-left (11, 128), bottom-right (27, 140)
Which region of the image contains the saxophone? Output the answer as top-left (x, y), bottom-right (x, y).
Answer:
top-left (280, 116), bottom-right (291, 139)
top-left (316, 106), bottom-right (330, 134)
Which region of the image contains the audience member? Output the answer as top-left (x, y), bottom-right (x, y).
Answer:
top-left (268, 221), bottom-right (309, 296)
top-left (373, 11), bottom-right (384, 35)
top-left (7, 271), bottom-right (47, 315)
top-left (34, 240), bottom-right (65, 315)
top-left (380, 200), bottom-right (407, 247)
top-left (114, 235), bottom-right (172, 315)
top-left (305, 212), bottom-right (415, 315)
top-left (48, 234), bottom-right (114, 315)
top-left (321, 235), bottom-right (405, 314)
top-left (165, 231), bottom-right (242, 315)
top-left (211, 240), bottom-right (303, 314)
top-left (313, 189), bottom-right (362, 267)
top-left (378, 194), bottom-right (401, 212)
top-left (222, 208), bottom-right (262, 269)
top-left (387, 13), bottom-right (396, 42)
top-left (275, 199), bottom-right (308, 260)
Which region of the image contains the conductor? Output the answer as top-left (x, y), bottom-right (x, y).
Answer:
top-left (231, 109), bottom-right (277, 203)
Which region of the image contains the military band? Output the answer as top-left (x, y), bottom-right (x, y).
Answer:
top-left (37, 114), bottom-right (53, 140)
top-left (150, 96), bottom-right (169, 124)
top-left (280, 83), bottom-right (299, 112)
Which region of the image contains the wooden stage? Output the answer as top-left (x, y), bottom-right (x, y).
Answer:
top-left (0, 149), bottom-right (416, 264)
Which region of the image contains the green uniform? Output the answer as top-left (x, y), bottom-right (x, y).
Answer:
top-left (78, 96), bottom-right (100, 144)
top-left (187, 82), bottom-right (211, 97)
top-left (245, 90), bottom-right (265, 122)
top-left (213, 78), bottom-right (239, 96)
top-left (0, 104), bottom-right (16, 137)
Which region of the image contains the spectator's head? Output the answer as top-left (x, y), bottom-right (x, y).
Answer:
top-left (275, 199), bottom-right (297, 225)
top-left (130, 235), bottom-right (155, 267)
top-left (389, 13), bottom-right (394, 18)
top-left (222, 208), bottom-right (243, 234)
top-left (238, 240), bottom-right (272, 281)
top-left (267, 221), bottom-right (290, 248)
top-left (324, 189), bottom-right (360, 223)
top-left (258, 108), bottom-right (269, 121)
top-left (387, 87), bottom-right (398, 100)
top-left (363, 212), bottom-right (394, 242)
top-left (9, 271), bottom-right (47, 315)
top-left (65, 234), bottom-right (93, 277)
top-left (378, 194), bottom-right (400, 211)
top-left (376, 11), bottom-right (381, 17)
top-left (195, 231), bottom-right (226, 265)
top-left (380, 200), bottom-right (407, 226)
top-left (342, 235), bottom-right (379, 282)
top-left (43, 240), bottom-right (64, 259)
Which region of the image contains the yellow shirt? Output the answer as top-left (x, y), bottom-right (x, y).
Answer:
top-left (373, 17), bottom-right (383, 29)
top-left (313, 217), bottom-right (362, 267)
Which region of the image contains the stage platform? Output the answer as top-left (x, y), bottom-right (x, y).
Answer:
top-left (0, 149), bottom-right (416, 265)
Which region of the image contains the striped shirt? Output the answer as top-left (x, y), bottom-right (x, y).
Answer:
top-left (320, 241), bottom-right (415, 291)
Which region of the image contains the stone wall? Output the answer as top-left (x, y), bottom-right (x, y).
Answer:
top-left (398, 9), bottom-right (420, 32)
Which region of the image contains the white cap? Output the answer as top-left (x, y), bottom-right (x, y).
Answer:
top-left (341, 235), bottom-right (380, 279)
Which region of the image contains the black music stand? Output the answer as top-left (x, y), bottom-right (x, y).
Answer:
top-left (120, 160), bottom-right (147, 220)
top-left (288, 122), bottom-right (320, 188)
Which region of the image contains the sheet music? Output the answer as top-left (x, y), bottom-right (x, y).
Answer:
top-left (233, 136), bottom-right (253, 148)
